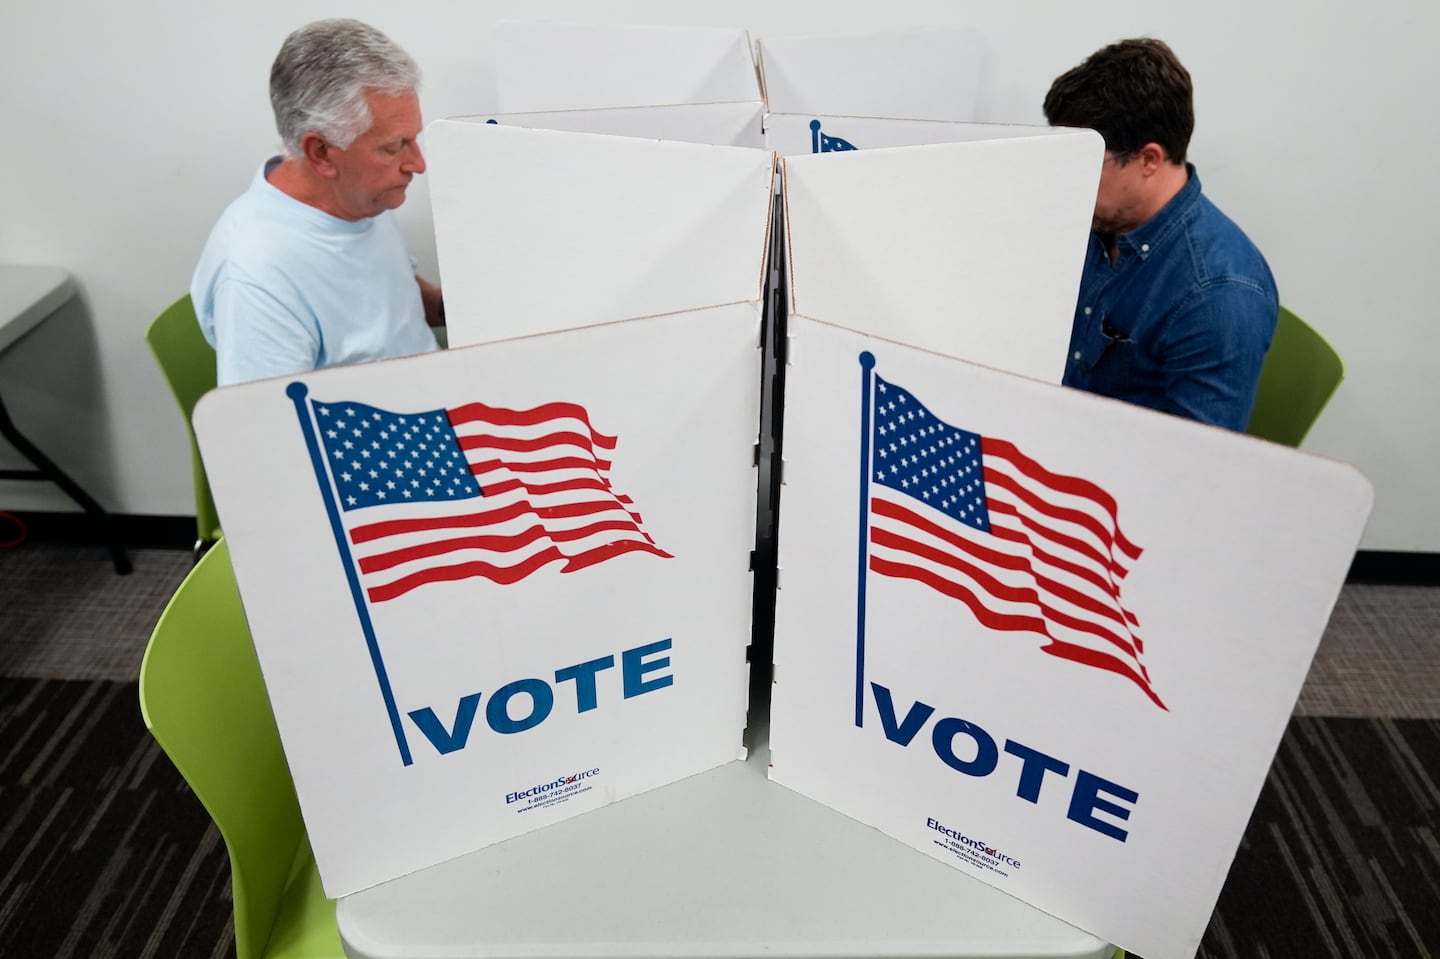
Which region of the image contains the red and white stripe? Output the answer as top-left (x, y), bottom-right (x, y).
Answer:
top-left (869, 436), bottom-right (1164, 710)
top-left (346, 401), bottom-right (669, 603)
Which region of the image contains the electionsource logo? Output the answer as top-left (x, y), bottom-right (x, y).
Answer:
top-left (927, 817), bottom-right (1021, 870)
top-left (506, 768), bottom-right (601, 806)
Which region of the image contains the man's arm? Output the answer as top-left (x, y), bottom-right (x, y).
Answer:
top-left (1160, 281), bottom-right (1278, 431)
top-left (416, 275), bottom-right (444, 327)
top-left (211, 278), bottom-right (322, 386)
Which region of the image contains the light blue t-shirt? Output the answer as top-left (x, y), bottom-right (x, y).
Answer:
top-left (191, 157), bottom-right (438, 386)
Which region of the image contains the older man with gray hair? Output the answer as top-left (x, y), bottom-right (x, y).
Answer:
top-left (192, 18), bottom-right (443, 386)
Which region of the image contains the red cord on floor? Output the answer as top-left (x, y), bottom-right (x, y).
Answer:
top-left (0, 511), bottom-right (27, 549)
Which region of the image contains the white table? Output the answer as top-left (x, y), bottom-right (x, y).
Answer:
top-left (337, 721), bottom-right (1115, 959)
top-left (0, 265), bottom-right (77, 353)
top-left (0, 265), bottom-right (129, 572)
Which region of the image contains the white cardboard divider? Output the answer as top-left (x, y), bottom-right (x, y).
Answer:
top-left (475, 102), bottom-right (766, 149)
top-left (782, 128), bottom-right (1102, 382)
top-left (770, 316), bottom-right (1373, 959)
top-left (194, 306), bottom-right (762, 897)
top-left (495, 21), bottom-right (761, 112)
top-left (427, 119), bottom-right (773, 348)
top-left (766, 115), bottom-right (1055, 157)
top-left (758, 29), bottom-right (986, 122)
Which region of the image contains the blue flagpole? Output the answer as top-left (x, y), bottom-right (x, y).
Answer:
top-left (810, 119), bottom-right (822, 154)
top-left (287, 382), bottom-right (414, 767)
top-left (855, 352), bottom-right (876, 728)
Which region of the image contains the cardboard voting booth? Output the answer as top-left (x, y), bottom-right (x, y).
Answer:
top-left (757, 28), bottom-right (987, 122)
top-left (466, 22), bottom-right (1096, 375)
top-left (765, 115), bottom-right (1067, 156)
top-left (494, 21), bottom-right (984, 125)
top-left (192, 23), bottom-right (1373, 958)
top-left (428, 119), bottom-right (774, 349)
top-left (494, 21), bottom-right (762, 113)
top-left (768, 317), bottom-right (1373, 959)
top-left (464, 103), bottom-right (766, 148)
top-left (434, 117), bottom-right (1098, 380)
top-left (779, 126), bottom-right (1101, 380)
top-left (193, 309), bottom-right (762, 896)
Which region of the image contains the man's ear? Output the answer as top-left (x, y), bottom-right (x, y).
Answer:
top-left (1137, 142), bottom-right (1169, 175)
top-left (300, 131), bottom-right (340, 179)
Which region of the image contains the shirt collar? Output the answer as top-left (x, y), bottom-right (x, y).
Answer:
top-left (255, 155), bottom-right (373, 235)
top-left (1114, 163), bottom-right (1202, 261)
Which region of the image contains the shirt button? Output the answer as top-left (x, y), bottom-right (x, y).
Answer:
top-left (1083, 306), bottom-right (1092, 316)
top-left (1073, 351), bottom-right (1082, 360)
top-left (1141, 243), bottom-right (1150, 253)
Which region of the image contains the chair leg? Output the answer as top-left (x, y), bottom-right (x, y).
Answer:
top-left (0, 391), bottom-right (131, 574)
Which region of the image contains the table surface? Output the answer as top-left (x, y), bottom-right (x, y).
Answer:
top-left (337, 724), bottom-right (1113, 959)
top-left (0, 265), bottom-right (75, 355)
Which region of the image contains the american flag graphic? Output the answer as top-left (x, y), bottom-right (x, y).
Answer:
top-left (866, 373), bottom-right (1165, 709)
top-left (809, 119), bottom-right (858, 153)
top-left (311, 398), bottom-right (671, 603)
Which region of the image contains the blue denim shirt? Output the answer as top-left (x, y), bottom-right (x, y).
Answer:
top-left (1062, 166), bottom-right (1278, 431)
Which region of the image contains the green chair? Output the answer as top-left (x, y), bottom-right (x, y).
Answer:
top-left (139, 539), bottom-right (342, 959)
top-left (144, 294), bottom-right (221, 553)
top-left (1245, 306), bottom-right (1344, 448)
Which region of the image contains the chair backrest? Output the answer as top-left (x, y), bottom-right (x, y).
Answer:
top-left (139, 540), bottom-right (304, 959)
top-left (1245, 305), bottom-right (1344, 448)
top-left (144, 294), bottom-right (221, 540)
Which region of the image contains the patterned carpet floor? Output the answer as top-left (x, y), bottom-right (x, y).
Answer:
top-left (0, 679), bottom-right (233, 959)
top-left (1, 677), bottom-right (1438, 958)
top-left (1194, 716), bottom-right (1440, 959)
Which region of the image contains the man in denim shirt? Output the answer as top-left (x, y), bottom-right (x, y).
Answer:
top-left (1044, 39), bottom-right (1278, 431)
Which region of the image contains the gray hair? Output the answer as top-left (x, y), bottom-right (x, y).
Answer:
top-left (270, 18), bottom-right (421, 156)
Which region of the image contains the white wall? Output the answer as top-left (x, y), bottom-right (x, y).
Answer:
top-left (1, 0), bottom-right (1435, 551)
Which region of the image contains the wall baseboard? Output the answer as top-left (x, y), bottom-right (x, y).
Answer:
top-left (5, 511), bottom-right (1440, 585)
top-left (1345, 550), bottom-right (1440, 585)
top-left (3, 511), bottom-right (197, 551)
